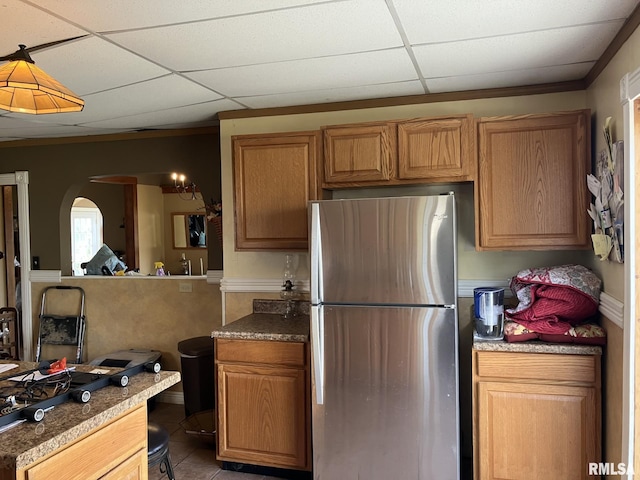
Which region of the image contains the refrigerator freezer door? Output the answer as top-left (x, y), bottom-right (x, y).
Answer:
top-left (312, 305), bottom-right (459, 480)
top-left (311, 195), bottom-right (456, 306)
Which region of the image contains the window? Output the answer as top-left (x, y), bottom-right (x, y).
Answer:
top-left (71, 198), bottom-right (103, 276)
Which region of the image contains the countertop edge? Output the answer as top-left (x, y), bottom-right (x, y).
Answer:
top-left (8, 371), bottom-right (180, 470)
top-left (473, 340), bottom-right (603, 355)
top-left (211, 313), bottom-right (310, 343)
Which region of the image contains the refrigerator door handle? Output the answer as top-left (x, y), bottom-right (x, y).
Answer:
top-left (311, 305), bottom-right (324, 405)
top-left (310, 203), bottom-right (321, 304)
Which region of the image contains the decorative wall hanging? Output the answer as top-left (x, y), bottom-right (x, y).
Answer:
top-left (587, 117), bottom-right (624, 263)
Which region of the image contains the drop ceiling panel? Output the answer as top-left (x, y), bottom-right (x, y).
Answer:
top-left (425, 63), bottom-right (595, 93)
top-left (0, 116), bottom-right (132, 138)
top-left (105, 0), bottom-right (402, 71)
top-left (414, 22), bottom-right (624, 79)
top-left (186, 49), bottom-right (418, 97)
top-left (29, 36), bottom-right (171, 96)
top-left (35, 0), bottom-right (337, 32)
top-left (79, 99), bottom-right (240, 129)
top-left (240, 80), bottom-right (425, 108)
top-left (392, 0), bottom-right (640, 44)
top-left (11, 75), bottom-right (222, 125)
top-left (1, 0), bottom-right (639, 141)
top-left (0, 0), bottom-right (88, 56)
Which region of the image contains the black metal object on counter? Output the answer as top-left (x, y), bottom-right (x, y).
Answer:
top-left (0, 360), bottom-right (161, 429)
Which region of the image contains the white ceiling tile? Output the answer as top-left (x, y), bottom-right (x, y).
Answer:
top-left (239, 81), bottom-right (425, 108)
top-left (34, 0), bottom-right (337, 32)
top-left (105, 0), bottom-right (401, 71)
top-left (8, 75), bottom-right (222, 125)
top-left (29, 37), bottom-right (171, 95)
top-left (78, 99), bottom-right (240, 129)
top-left (425, 63), bottom-right (595, 93)
top-left (414, 22), bottom-right (623, 78)
top-left (0, 117), bottom-right (128, 138)
top-left (0, 0), bottom-right (88, 57)
top-left (1, 0), bottom-right (639, 141)
top-left (185, 49), bottom-right (418, 97)
top-left (392, 0), bottom-right (639, 44)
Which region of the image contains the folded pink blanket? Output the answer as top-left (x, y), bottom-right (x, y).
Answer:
top-left (506, 264), bottom-right (601, 334)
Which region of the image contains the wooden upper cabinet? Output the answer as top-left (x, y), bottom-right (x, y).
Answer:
top-left (476, 109), bottom-right (591, 250)
top-left (323, 123), bottom-right (394, 184)
top-left (322, 114), bottom-right (474, 188)
top-left (233, 131), bottom-right (321, 251)
top-left (397, 114), bottom-right (474, 180)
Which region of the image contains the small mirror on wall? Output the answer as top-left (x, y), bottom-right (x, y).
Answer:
top-left (173, 213), bottom-right (207, 248)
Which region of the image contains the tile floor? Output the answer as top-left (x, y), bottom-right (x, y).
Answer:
top-left (149, 402), bottom-right (472, 480)
top-left (148, 402), bottom-right (288, 480)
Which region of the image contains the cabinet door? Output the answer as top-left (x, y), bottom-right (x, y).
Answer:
top-left (23, 405), bottom-right (147, 480)
top-left (233, 131), bottom-right (321, 250)
top-left (476, 110), bottom-right (590, 250)
top-left (217, 363), bottom-right (309, 469)
top-left (477, 381), bottom-right (599, 480)
top-left (100, 449), bottom-right (147, 480)
top-left (323, 123), bottom-right (394, 185)
top-left (397, 115), bottom-right (474, 181)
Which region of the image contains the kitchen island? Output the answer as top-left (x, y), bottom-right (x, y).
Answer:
top-left (0, 361), bottom-right (180, 480)
top-left (212, 302), bottom-right (311, 476)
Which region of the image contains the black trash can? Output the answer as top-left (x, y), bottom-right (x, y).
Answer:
top-left (177, 336), bottom-right (215, 418)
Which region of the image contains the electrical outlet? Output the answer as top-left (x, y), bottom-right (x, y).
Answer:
top-left (178, 282), bottom-right (192, 293)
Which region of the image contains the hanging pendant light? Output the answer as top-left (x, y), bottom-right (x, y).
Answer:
top-left (0, 44), bottom-right (84, 114)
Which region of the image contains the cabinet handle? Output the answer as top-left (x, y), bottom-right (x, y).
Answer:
top-left (311, 306), bottom-right (324, 405)
top-left (310, 203), bottom-right (322, 304)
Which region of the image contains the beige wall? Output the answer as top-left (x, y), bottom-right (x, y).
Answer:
top-left (161, 191), bottom-right (209, 276)
top-left (137, 184), bottom-right (165, 276)
top-left (30, 277), bottom-right (222, 392)
top-left (601, 315), bottom-right (623, 470)
top-left (584, 23), bottom-right (640, 472)
top-left (586, 25), bottom-right (640, 302)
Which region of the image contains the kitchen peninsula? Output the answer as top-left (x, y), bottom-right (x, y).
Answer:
top-left (0, 362), bottom-right (180, 480)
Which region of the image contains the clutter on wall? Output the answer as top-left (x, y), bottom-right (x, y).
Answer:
top-left (587, 116), bottom-right (624, 263)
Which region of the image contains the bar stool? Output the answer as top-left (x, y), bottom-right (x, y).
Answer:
top-left (148, 422), bottom-right (175, 479)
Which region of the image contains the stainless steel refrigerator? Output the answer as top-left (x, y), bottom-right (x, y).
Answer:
top-left (310, 193), bottom-right (459, 480)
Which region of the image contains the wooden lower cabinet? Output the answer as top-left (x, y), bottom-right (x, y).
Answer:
top-left (15, 404), bottom-right (147, 480)
top-left (215, 339), bottom-right (311, 471)
top-left (99, 449), bottom-right (147, 480)
top-left (473, 350), bottom-right (601, 480)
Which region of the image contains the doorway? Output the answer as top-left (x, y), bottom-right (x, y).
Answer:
top-left (70, 198), bottom-right (104, 276)
top-left (0, 172), bottom-right (31, 360)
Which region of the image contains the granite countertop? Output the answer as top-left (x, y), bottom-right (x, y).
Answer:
top-left (211, 313), bottom-right (310, 342)
top-left (473, 338), bottom-right (603, 355)
top-left (212, 298), bottom-right (310, 342)
top-left (0, 361), bottom-right (180, 470)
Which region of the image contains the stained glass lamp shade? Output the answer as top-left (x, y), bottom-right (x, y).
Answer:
top-left (0, 45), bottom-right (84, 114)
